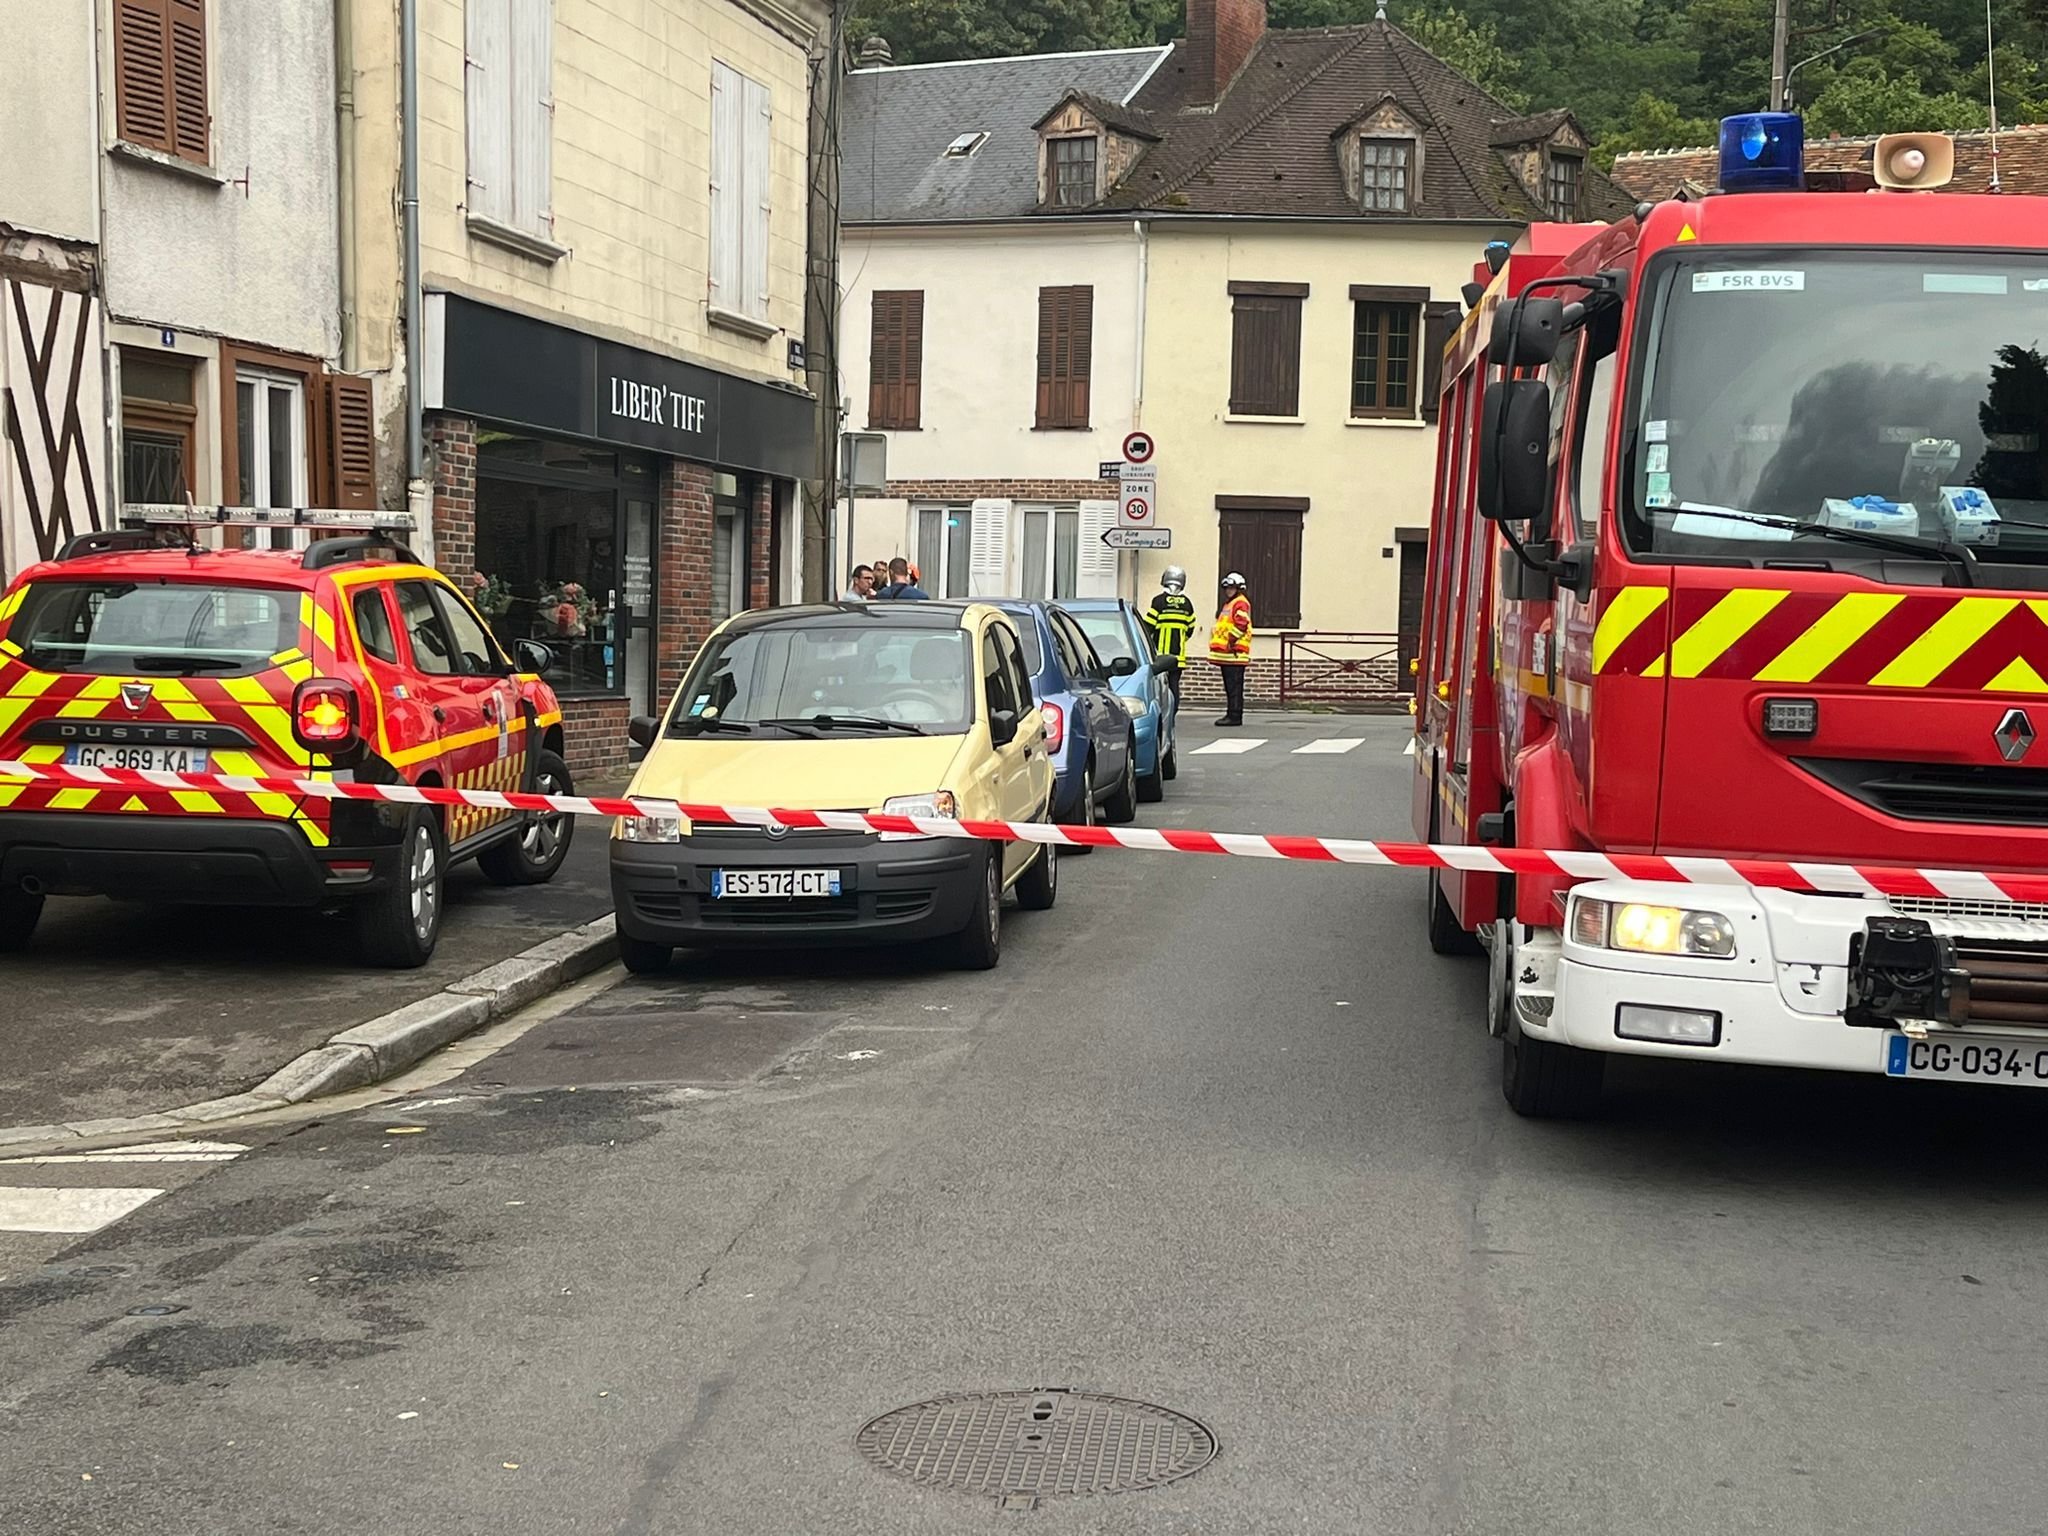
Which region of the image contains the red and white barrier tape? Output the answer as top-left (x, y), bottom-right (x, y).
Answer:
top-left (5, 758), bottom-right (2048, 903)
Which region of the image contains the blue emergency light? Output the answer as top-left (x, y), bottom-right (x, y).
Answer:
top-left (1717, 112), bottom-right (1804, 193)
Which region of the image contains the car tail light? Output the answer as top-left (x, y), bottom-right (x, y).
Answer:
top-left (293, 677), bottom-right (361, 752)
top-left (1039, 701), bottom-right (1064, 752)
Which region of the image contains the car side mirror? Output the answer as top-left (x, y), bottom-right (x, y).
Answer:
top-left (628, 714), bottom-right (660, 750)
top-left (1478, 378), bottom-right (1554, 531)
top-left (1108, 655), bottom-right (1138, 677)
top-left (1487, 295), bottom-right (1566, 367)
top-left (515, 639), bottom-right (555, 675)
top-left (989, 707), bottom-right (1020, 746)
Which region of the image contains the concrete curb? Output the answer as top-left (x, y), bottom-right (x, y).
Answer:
top-left (3, 915), bottom-right (618, 1149)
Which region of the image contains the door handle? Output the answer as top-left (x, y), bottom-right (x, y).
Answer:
top-left (433, 706), bottom-right (446, 723)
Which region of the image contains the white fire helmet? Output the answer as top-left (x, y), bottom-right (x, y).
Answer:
top-left (1222, 571), bottom-right (1247, 589)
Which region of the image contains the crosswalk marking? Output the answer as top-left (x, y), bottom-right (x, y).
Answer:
top-left (0, 1187), bottom-right (166, 1234)
top-left (1292, 738), bottom-right (1364, 755)
top-left (1, 1140), bottom-right (245, 1166)
top-left (1189, 739), bottom-right (1267, 755)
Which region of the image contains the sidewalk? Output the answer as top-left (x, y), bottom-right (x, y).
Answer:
top-left (1, 814), bottom-right (618, 1136)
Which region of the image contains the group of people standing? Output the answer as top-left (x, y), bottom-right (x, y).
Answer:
top-left (840, 556), bottom-right (1253, 729)
top-left (1141, 566), bottom-right (1252, 728)
top-left (843, 559), bottom-right (928, 601)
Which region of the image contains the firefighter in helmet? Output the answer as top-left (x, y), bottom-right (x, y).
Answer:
top-left (1140, 564), bottom-right (1197, 715)
top-left (1208, 572), bottom-right (1253, 727)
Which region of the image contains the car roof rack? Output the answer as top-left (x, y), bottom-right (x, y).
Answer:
top-left (301, 535), bottom-right (421, 570)
top-left (120, 503), bottom-right (418, 534)
top-left (54, 528), bottom-right (186, 561)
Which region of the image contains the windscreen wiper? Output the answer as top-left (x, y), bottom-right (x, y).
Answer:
top-left (668, 715), bottom-right (757, 736)
top-left (132, 654), bottom-right (247, 672)
top-left (759, 714), bottom-right (927, 735)
top-left (1668, 506), bottom-right (1977, 587)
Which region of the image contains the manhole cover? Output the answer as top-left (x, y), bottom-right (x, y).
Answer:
top-left (854, 1390), bottom-right (1217, 1500)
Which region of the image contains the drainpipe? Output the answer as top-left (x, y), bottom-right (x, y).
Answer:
top-left (1131, 219), bottom-right (1149, 426)
top-left (334, 0), bottom-right (357, 371)
top-left (400, 0), bottom-right (427, 530)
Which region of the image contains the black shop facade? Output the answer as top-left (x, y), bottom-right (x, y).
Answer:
top-left (423, 294), bottom-right (814, 779)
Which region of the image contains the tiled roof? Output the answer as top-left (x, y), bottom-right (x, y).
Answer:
top-left (1610, 125), bottom-right (2048, 200)
top-left (1038, 88), bottom-right (1161, 142)
top-left (1104, 20), bottom-right (1634, 220)
top-left (841, 47), bottom-right (1169, 222)
top-left (1488, 108), bottom-right (1578, 148)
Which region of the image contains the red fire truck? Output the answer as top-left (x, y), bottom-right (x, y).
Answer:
top-left (1415, 114), bottom-right (2048, 1116)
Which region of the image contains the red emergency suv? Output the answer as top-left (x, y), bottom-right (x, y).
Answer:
top-left (0, 529), bottom-right (574, 966)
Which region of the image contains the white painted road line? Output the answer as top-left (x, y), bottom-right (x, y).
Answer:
top-left (0, 1186), bottom-right (166, 1234)
top-left (1, 1150), bottom-right (242, 1165)
top-left (1403, 738), bottom-right (1416, 756)
top-left (1189, 739), bottom-right (1267, 755)
top-left (1292, 738), bottom-right (1364, 755)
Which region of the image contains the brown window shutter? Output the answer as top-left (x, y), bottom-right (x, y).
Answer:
top-left (1420, 302), bottom-right (1459, 423)
top-left (167, 0), bottom-right (208, 163)
top-left (1219, 509), bottom-right (1303, 628)
top-left (1070, 286), bottom-right (1092, 427)
top-left (901, 291), bottom-right (923, 428)
top-left (1229, 294), bottom-right (1302, 417)
top-left (328, 374), bottom-right (378, 510)
top-left (114, 0), bottom-right (173, 153)
top-left (1035, 288), bottom-right (1057, 428)
top-left (868, 296), bottom-right (893, 428)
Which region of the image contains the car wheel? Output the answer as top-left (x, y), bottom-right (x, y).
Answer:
top-left (0, 887), bottom-right (43, 951)
top-left (950, 845), bottom-right (1002, 969)
top-left (477, 749), bottom-right (576, 885)
top-left (356, 808), bottom-right (446, 968)
top-left (1016, 838), bottom-right (1057, 911)
top-left (619, 934), bottom-right (672, 976)
top-left (1161, 745), bottom-right (1177, 781)
top-left (1502, 1017), bottom-right (1606, 1118)
top-left (1067, 765), bottom-right (1096, 855)
top-left (1104, 737), bottom-right (1139, 823)
top-left (1138, 746), bottom-right (1165, 804)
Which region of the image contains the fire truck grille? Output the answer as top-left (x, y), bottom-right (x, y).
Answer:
top-left (1888, 896), bottom-right (2048, 927)
top-left (1797, 758), bottom-right (2048, 827)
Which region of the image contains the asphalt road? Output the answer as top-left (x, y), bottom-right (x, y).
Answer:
top-left (6, 711), bottom-right (2048, 1534)
top-left (1, 814), bottom-right (613, 1128)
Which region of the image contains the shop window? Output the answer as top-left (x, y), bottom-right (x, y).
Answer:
top-left (115, 0), bottom-right (209, 165)
top-left (711, 472), bottom-right (752, 623)
top-left (465, 0), bottom-right (555, 249)
top-left (119, 350), bottom-right (197, 506)
top-left (710, 59), bottom-right (772, 325)
top-left (916, 505), bottom-right (972, 598)
top-left (471, 433), bottom-right (654, 698)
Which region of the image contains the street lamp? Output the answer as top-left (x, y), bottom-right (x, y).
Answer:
top-left (1784, 29), bottom-right (1880, 110)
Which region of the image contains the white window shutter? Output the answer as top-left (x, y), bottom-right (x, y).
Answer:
top-left (968, 498), bottom-right (1011, 597)
top-left (465, 0), bottom-right (513, 224)
top-left (510, 0), bottom-right (553, 235)
top-left (742, 76), bottom-right (772, 320)
top-left (1077, 500), bottom-right (1118, 596)
top-left (709, 62), bottom-right (743, 310)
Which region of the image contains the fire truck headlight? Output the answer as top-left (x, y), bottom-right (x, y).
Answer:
top-left (1574, 897), bottom-right (1738, 958)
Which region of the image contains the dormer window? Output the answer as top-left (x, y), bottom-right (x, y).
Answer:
top-left (1546, 150), bottom-right (1582, 220)
top-left (1050, 136), bottom-right (1099, 207)
top-left (1360, 137), bottom-right (1414, 211)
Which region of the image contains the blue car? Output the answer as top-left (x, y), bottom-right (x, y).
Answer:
top-left (1063, 598), bottom-right (1176, 803)
top-left (974, 599), bottom-right (1141, 828)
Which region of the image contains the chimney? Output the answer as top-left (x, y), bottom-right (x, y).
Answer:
top-left (1184, 0), bottom-right (1266, 105)
top-left (856, 34), bottom-right (893, 67)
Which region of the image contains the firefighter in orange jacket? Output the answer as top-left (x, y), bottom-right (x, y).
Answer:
top-left (1208, 572), bottom-right (1253, 727)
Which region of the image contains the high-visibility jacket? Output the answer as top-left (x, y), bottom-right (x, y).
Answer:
top-left (1209, 594), bottom-right (1252, 663)
top-left (1141, 590), bottom-right (1197, 663)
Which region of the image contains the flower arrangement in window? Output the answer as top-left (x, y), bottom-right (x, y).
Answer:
top-left (468, 569), bottom-right (515, 619)
top-left (539, 579), bottom-right (596, 637)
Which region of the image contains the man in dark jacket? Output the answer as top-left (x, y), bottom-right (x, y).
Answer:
top-left (876, 557), bottom-right (929, 600)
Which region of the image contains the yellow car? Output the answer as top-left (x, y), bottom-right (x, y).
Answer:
top-left (611, 601), bottom-right (1057, 973)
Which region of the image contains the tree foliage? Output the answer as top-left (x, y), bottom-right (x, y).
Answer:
top-left (849, 0), bottom-right (2048, 157)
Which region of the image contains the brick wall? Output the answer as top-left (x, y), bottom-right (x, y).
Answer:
top-left (1186, 0), bottom-right (1267, 103)
top-left (658, 459), bottom-right (715, 705)
top-left (428, 414), bottom-right (477, 579)
top-left (1178, 658), bottom-right (1282, 707)
top-left (884, 478), bottom-right (1119, 500)
top-left (561, 697), bottom-right (632, 782)
top-left (749, 477), bottom-right (774, 610)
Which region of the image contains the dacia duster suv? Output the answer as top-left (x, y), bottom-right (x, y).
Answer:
top-left (0, 531), bottom-right (574, 966)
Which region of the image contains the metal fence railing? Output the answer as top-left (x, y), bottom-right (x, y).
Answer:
top-left (1278, 631), bottom-right (1408, 707)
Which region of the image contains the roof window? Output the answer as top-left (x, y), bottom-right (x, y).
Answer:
top-left (943, 132), bottom-right (988, 159)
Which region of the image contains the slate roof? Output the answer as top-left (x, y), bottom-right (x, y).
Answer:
top-left (1038, 88), bottom-right (1161, 142)
top-left (841, 47), bottom-right (1168, 222)
top-left (1104, 20), bottom-right (1631, 219)
top-left (840, 19), bottom-right (1632, 225)
top-left (1610, 125), bottom-right (2048, 200)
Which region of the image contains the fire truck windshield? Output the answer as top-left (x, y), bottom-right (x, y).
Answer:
top-left (1624, 250), bottom-right (2048, 570)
